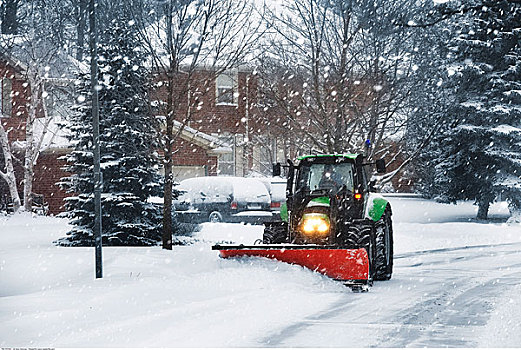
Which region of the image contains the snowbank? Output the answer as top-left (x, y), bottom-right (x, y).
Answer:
top-left (1, 198), bottom-right (520, 347)
top-left (0, 213), bottom-right (342, 347)
top-left (479, 284), bottom-right (521, 347)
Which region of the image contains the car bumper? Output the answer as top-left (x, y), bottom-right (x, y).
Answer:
top-left (174, 210), bottom-right (276, 224)
top-left (230, 211), bottom-right (276, 224)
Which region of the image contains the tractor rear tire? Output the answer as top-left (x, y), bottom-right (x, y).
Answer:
top-left (374, 209), bottom-right (394, 281)
top-left (263, 222), bottom-right (289, 244)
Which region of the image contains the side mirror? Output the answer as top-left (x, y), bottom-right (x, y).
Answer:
top-left (369, 179), bottom-right (377, 192)
top-left (286, 159), bottom-right (294, 207)
top-left (375, 159), bottom-right (386, 174)
top-left (272, 162), bottom-right (281, 177)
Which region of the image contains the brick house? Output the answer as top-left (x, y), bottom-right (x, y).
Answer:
top-left (0, 54), bottom-right (70, 215)
top-left (1, 59), bottom-right (278, 214)
top-left (169, 120), bottom-right (231, 179)
top-left (151, 68), bottom-right (285, 181)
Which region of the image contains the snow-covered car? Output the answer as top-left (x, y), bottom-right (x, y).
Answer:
top-left (173, 176), bottom-right (273, 224)
top-left (257, 177), bottom-right (287, 219)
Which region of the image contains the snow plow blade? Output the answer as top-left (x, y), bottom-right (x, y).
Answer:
top-left (212, 244), bottom-right (370, 285)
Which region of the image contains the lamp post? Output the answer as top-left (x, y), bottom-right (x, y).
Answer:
top-left (89, 0), bottom-right (102, 278)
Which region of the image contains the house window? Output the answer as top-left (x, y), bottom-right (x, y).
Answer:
top-left (0, 78), bottom-right (12, 117)
top-left (218, 152), bottom-right (235, 175)
top-left (216, 71), bottom-right (237, 105)
top-left (216, 134), bottom-right (236, 175)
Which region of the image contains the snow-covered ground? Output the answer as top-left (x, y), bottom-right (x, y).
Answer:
top-left (1, 197), bottom-right (521, 347)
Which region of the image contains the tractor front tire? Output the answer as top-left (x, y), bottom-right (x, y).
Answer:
top-left (263, 222), bottom-right (289, 244)
top-left (374, 209), bottom-right (394, 281)
top-left (341, 223), bottom-right (376, 281)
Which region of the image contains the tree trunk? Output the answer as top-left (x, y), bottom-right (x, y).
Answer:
top-left (2, 169), bottom-right (21, 211)
top-left (507, 197), bottom-right (521, 223)
top-left (76, 0), bottom-right (88, 61)
top-left (0, 123), bottom-right (21, 212)
top-left (476, 200), bottom-right (490, 220)
top-left (22, 77), bottom-right (40, 213)
top-left (162, 151), bottom-right (173, 249)
top-left (23, 159), bottom-right (34, 212)
top-left (23, 112), bottom-right (35, 212)
top-left (162, 77), bottom-right (174, 250)
top-left (1, 0), bottom-right (19, 35)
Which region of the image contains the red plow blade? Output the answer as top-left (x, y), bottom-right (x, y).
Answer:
top-left (212, 244), bottom-right (370, 283)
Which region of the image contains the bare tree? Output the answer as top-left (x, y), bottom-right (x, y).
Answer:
top-left (135, 0), bottom-right (264, 249)
top-left (256, 0), bottom-right (425, 174)
top-left (0, 122), bottom-right (21, 211)
top-left (0, 0), bottom-right (76, 212)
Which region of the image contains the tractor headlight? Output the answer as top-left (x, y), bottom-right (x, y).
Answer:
top-left (300, 213), bottom-right (330, 237)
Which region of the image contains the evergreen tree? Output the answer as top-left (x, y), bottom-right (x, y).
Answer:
top-left (59, 14), bottom-right (163, 246)
top-left (413, 1), bottom-right (521, 220)
top-left (405, 8), bottom-right (457, 199)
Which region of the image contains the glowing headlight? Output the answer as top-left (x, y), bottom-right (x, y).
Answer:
top-left (300, 213), bottom-right (330, 236)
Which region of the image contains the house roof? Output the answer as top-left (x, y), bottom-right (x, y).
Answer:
top-left (171, 119), bottom-right (232, 155)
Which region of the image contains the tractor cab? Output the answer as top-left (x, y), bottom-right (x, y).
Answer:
top-left (285, 154), bottom-right (370, 245)
top-left (291, 154), bottom-right (365, 198)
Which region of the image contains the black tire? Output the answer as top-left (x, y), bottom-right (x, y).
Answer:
top-left (374, 209), bottom-right (394, 281)
top-left (263, 223), bottom-right (289, 244)
top-left (338, 223), bottom-right (372, 248)
top-left (340, 223), bottom-right (376, 281)
top-left (208, 211), bottom-right (223, 223)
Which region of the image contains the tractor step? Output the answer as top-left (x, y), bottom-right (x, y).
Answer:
top-left (212, 244), bottom-right (370, 285)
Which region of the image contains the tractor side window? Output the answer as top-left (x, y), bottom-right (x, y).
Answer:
top-left (296, 166), bottom-right (310, 191)
top-left (361, 166), bottom-right (369, 191)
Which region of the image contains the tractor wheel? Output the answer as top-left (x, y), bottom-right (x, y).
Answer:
top-left (340, 223), bottom-right (372, 248)
top-left (263, 223), bottom-right (289, 244)
top-left (342, 223), bottom-right (376, 280)
top-left (374, 209), bottom-right (394, 281)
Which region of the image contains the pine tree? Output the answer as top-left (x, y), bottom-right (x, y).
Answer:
top-left (59, 14), bottom-right (163, 246)
top-left (413, 1), bottom-right (521, 220)
top-left (406, 10), bottom-right (458, 199)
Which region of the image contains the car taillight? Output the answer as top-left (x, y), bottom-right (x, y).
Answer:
top-left (354, 193), bottom-right (362, 200)
top-left (270, 201), bottom-right (281, 208)
top-left (230, 201), bottom-right (238, 209)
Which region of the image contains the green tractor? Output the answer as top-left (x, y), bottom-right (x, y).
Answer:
top-left (213, 154), bottom-right (394, 291)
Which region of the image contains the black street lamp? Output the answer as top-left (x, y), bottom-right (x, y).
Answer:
top-left (89, 0), bottom-right (103, 278)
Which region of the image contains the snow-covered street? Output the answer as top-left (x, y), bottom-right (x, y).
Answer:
top-left (1, 197), bottom-right (521, 347)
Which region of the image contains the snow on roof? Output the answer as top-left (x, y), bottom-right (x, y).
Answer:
top-left (9, 115), bottom-right (70, 152)
top-left (298, 153), bottom-right (359, 160)
top-left (35, 116), bottom-right (70, 150)
top-left (170, 119), bottom-right (232, 153)
top-left (492, 124), bottom-right (521, 135)
top-left (496, 174), bottom-right (521, 189)
top-left (211, 146), bottom-right (233, 154)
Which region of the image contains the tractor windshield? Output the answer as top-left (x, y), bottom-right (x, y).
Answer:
top-left (296, 163), bottom-right (354, 193)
